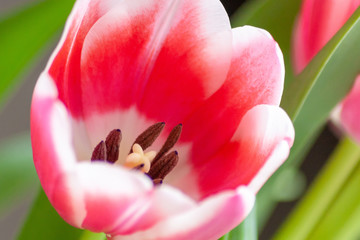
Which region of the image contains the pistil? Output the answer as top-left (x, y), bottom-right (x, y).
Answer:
top-left (125, 143), bottom-right (156, 172)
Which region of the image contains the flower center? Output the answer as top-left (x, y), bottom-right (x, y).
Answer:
top-left (90, 122), bottom-right (182, 185)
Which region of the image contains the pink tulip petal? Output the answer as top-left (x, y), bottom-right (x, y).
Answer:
top-left (110, 185), bottom-right (196, 235)
top-left (180, 26), bottom-right (284, 159)
top-left (31, 74), bottom-right (197, 233)
top-left (32, 0), bottom-right (293, 237)
top-left (31, 73), bottom-right (82, 226)
top-left (166, 27), bottom-right (286, 198)
top-left (183, 105), bottom-right (294, 198)
top-left (293, 0), bottom-right (359, 73)
top-left (68, 163), bottom-right (153, 233)
top-left (58, 164), bottom-right (198, 235)
top-left (110, 186), bottom-right (254, 240)
top-left (48, 0), bottom-right (122, 117)
top-left (79, 0), bottom-right (232, 125)
top-left (341, 76), bottom-right (360, 143)
top-left (31, 74), bottom-right (157, 231)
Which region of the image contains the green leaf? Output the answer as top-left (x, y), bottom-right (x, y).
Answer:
top-left (0, 0), bottom-right (75, 107)
top-left (305, 144), bottom-right (360, 240)
top-left (274, 137), bottom-right (360, 240)
top-left (282, 5), bottom-right (360, 168)
top-left (0, 133), bottom-right (38, 215)
top-left (18, 189), bottom-right (83, 240)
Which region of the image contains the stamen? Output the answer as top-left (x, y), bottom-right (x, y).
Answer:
top-left (148, 151), bottom-right (179, 180)
top-left (105, 129), bottom-right (122, 163)
top-left (152, 124), bottom-right (182, 166)
top-left (91, 141), bottom-right (107, 162)
top-left (90, 123), bottom-right (181, 186)
top-left (131, 122), bottom-right (165, 152)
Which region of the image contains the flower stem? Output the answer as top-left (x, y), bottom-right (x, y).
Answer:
top-left (307, 161), bottom-right (360, 239)
top-left (237, 203), bottom-right (258, 240)
top-left (273, 136), bottom-right (360, 240)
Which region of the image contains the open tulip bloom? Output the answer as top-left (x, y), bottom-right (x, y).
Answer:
top-left (30, 0), bottom-right (294, 239)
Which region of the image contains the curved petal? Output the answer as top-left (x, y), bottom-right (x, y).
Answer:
top-left (48, 0), bottom-right (124, 117)
top-left (181, 26), bottom-right (284, 154)
top-left (31, 73), bottom-right (81, 225)
top-left (31, 73), bottom-right (155, 232)
top-left (167, 27), bottom-right (285, 198)
top-left (177, 105), bottom-right (294, 198)
top-left (341, 76), bottom-right (360, 143)
top-left (79, 0), bottom-right (232, 125)
top-left (63, 163), bottom-right (153, 233)
top-left (109, 185), bottom-right (196, 235)
top-left (110, 186), bottom-right (254, 240)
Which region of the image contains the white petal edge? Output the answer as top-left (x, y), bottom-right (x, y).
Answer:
top-left (232, 104), bottom-right (294, 193)
top-left (111, 186), bottom-right (254, 240)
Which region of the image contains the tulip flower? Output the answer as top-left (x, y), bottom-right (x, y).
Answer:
top-left (293, 0), bottom-right (360, 142)
top-left (30, 0), bottom-right (294, 239)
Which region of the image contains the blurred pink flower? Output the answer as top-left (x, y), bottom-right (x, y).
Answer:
top-left (30, 0), bottom-right (294, 239)
top-left (293, 0), bottom-right (360, 141)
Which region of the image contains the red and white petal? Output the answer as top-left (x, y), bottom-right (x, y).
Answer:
top-left (48, 0), bottom-right (125, 117)
top-left (341, 75), bottom-right (360, 143)
top-left (59, 164), bottom-right (198, 235)
top-left (109, 185), bottom-right (196, 236)
top-left (79, 0), bottom-right (232, 127)
top-left (168, 27), bottom-right (285, 197)
top-left (64, 163), bottom-right (153, 233)
top-left (31, 73), bottom-right (85, 226)
top-left (31, 73), bottom-right (154, 231)
top-left (232, 105), bottom-right (294, 193)
top-left (110, 186), bottom-right (254, 240)
top-left (31, 73), bottom-right (77, 199)
top-left (293, 0), bottom-right (360, 73)
top-left (177, 105), bottom-right (294, 198)
top-left (180, 26), bottom-right (284, 156)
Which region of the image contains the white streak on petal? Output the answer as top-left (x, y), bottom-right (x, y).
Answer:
top-left (34, 72), bottom-right (58, 98)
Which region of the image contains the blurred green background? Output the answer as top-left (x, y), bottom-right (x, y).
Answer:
top-left (1, 0), bottom-right (360, 240)
top-left (0, 0), bottom-right (325, 239)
